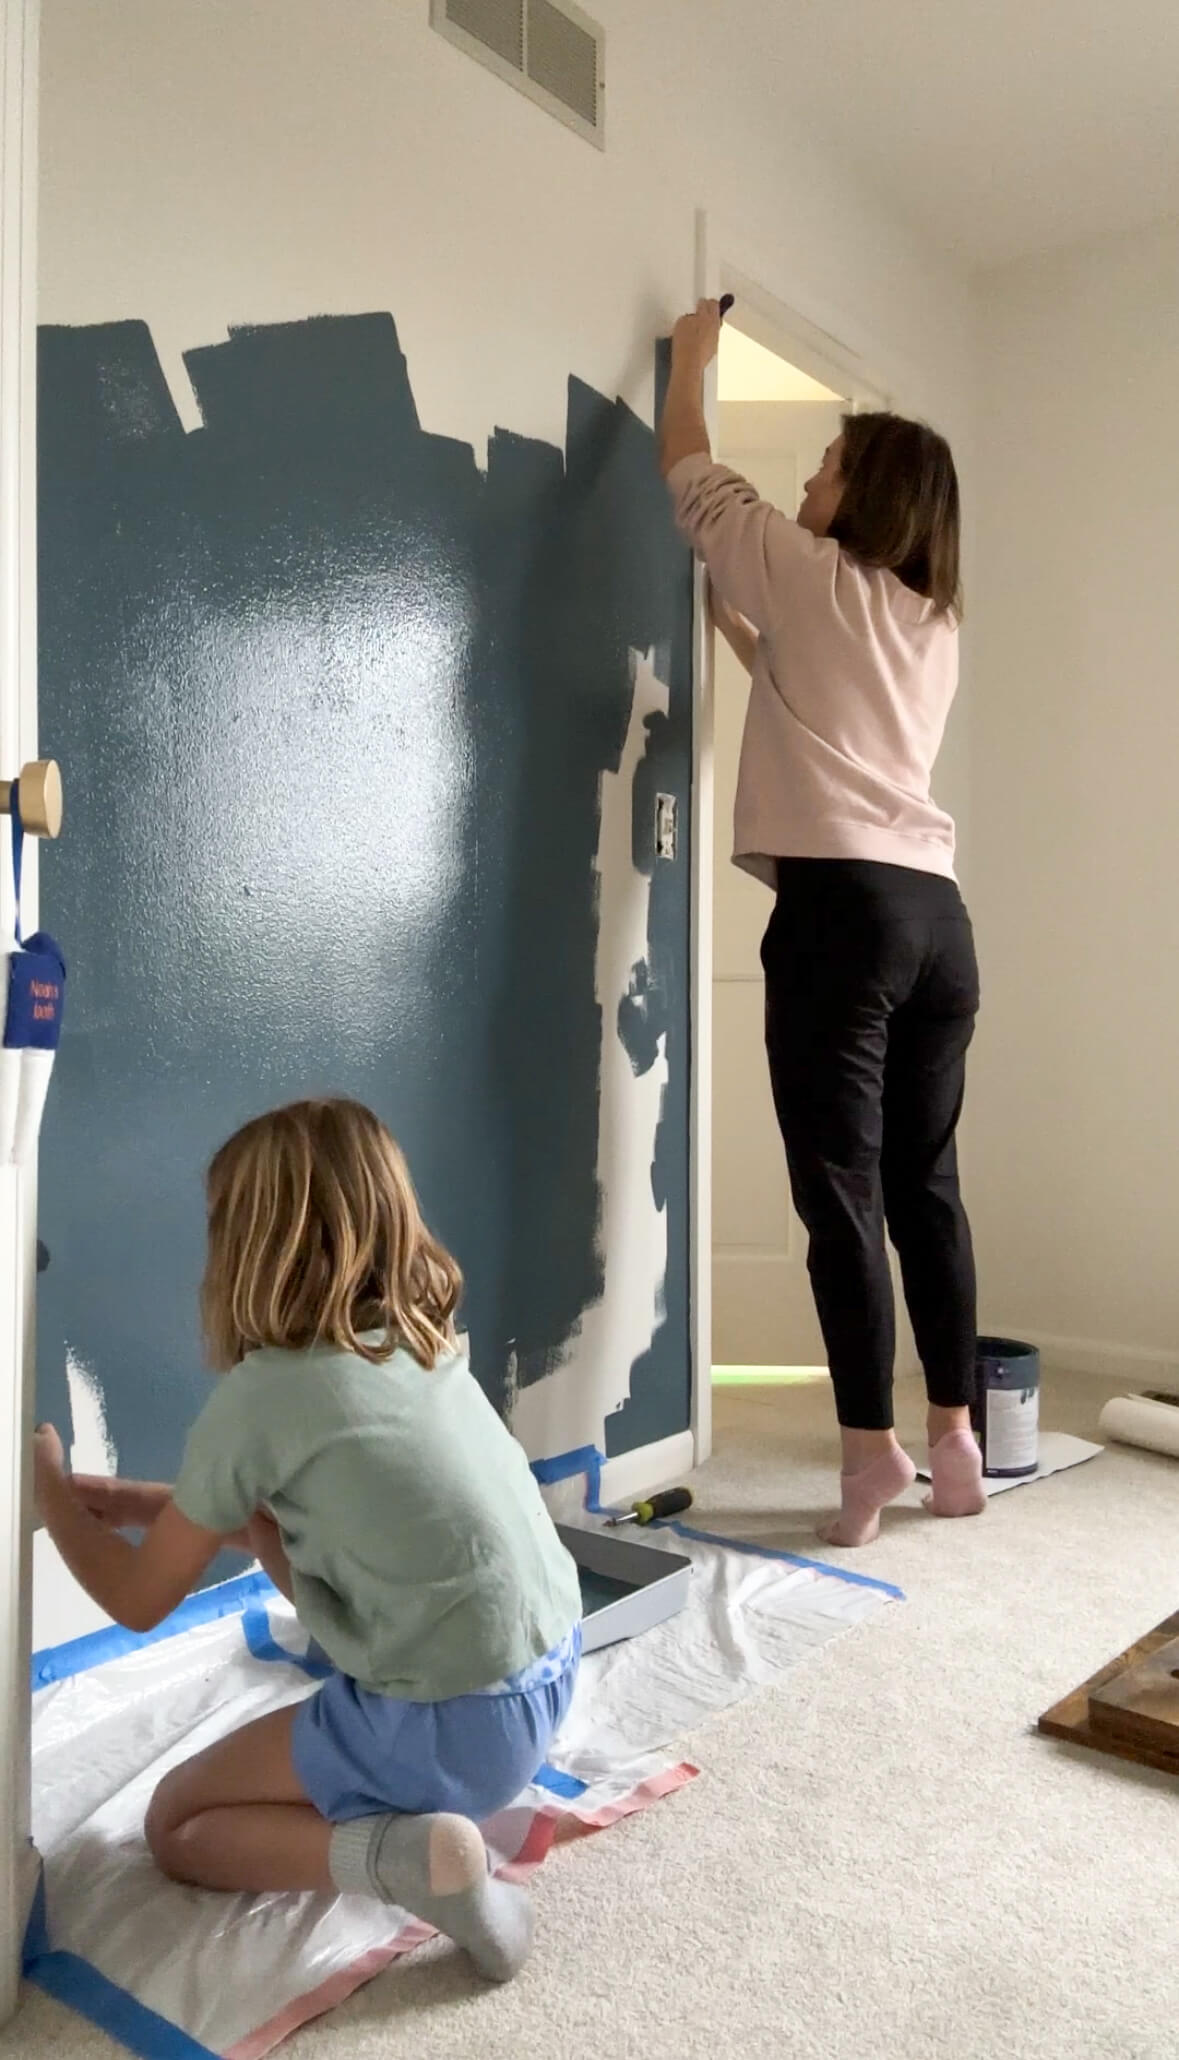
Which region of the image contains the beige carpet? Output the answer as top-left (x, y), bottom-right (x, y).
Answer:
top-left (7, 1369), bottom-right (1176, 2060)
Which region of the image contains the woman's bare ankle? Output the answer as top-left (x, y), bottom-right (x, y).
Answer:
top-left (927, 1404), bottom-right (972, 1448)
top-left (819, 1439), bottom-right (916, 1548)
top-left (840, 1426), bottom-right (901, 1474)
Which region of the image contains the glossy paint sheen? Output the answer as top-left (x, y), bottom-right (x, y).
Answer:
top-left (36, 312), bottom-right (692, 1497)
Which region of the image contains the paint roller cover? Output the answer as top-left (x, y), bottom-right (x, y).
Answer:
top-left (1099, 1394), bottom-right (1179, 1459)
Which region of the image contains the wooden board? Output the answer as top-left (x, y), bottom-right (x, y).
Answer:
top-left (1038, 1612), bottom-right (1179, 1777)
top-left (1088, 1634), bottom-right (1179, 1755)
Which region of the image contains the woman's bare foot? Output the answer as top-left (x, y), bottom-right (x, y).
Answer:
top-left (924, 1429), bottom-right (986, 1517)
top-left (817, 1439), bottom-right (917, 1548)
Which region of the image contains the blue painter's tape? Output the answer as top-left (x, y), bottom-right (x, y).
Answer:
top-left (27, 1953), bottom-right (220, 2060)
top-left (529, 1445), bottom-right (608, 1515)
top-left (533, 1762), bottom-right (588, 1800)
top-left (22, 1869), bottom-right (49, 1963)
top-left (530, 1445), bottom-right (602, 1487)
top-left (31, 1569), bottom-right (278, 1690)
top-left (530, 1449), bottom-right (903, 1597)
top-left (662, 1520), bottom-right (905, 1600)
top-left (241, 1608), bottom-right (333, 1680)
top-left (23, 1878), bottom-right (219, 2060)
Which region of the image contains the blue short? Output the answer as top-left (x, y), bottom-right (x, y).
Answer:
top-left (291, 1635), bottom-right (581, 1824)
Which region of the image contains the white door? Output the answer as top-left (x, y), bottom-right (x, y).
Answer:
top-left (0, 0), bottom-right (41, 2019)
top-left (710, 397), bottom-right (845, 1366)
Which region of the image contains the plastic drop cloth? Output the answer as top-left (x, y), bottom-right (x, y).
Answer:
top-left (27, 1528), bottom-right (898, 2058)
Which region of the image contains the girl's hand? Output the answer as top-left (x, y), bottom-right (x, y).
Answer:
top-left (34, 1451), bottom-right (224, 1634)
top-left (69, 1474), bottom-right (118, 1525)
top-left (33, 1425), bottom-right (66, 1526)
top-left (672, 299), bottom-right (722, 374)
top-left (71, 1475), bottom-right (173, 1531)
top-left (33, 1423), bottom-right (64, 1473)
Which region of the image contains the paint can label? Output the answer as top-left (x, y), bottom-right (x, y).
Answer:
top-left (984, 1383), bottom-right (1039, 1475)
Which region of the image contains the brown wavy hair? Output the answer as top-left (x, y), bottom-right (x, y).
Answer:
top-left (829, 411), bottom-right (962, 618)
top-left (201, 1098), bottom-right (462, 1371)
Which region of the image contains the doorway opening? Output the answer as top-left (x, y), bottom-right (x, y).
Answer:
top-left (708, 312), bottom-right (893, 1389)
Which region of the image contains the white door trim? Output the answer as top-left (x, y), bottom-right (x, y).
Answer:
top-left (702, 206), bottom-right (895, 413)
top-left (0, 0), bottom-right (40, 2019)
top-left (687, 209), bottom-right (715, 1468)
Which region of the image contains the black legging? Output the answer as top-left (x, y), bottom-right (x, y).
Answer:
top-left (762, 858), bottom-right (979, 1432)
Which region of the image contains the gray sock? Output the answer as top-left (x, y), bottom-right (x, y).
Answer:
top-left (330, 1812), bottom-right (534, 1983)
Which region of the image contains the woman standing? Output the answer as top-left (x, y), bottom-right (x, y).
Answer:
top-left (661, 299), bottom-right (983, 1547)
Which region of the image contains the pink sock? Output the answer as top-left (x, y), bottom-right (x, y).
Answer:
top-left (817, 1445), bottom-right (917, 1548)
top-left (924, 1428), bottom-right (986, 1518)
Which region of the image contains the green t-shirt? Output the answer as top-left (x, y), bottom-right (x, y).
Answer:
top-left (173, 1339), bottom-right (582, 1701)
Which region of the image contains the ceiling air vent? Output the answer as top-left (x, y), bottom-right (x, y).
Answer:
top-left (431, 0), bottom-right (605, 149)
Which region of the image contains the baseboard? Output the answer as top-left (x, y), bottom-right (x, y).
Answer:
top-left (1012, 1329), bottom-right (1179, 1388)
top-left (598, 1430), bottom-right (697, 1509)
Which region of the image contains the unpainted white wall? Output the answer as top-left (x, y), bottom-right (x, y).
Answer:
top-left (39, 2), bottom-right (975, 488)
top-left (968, 217), bottom-right (1179, 1378)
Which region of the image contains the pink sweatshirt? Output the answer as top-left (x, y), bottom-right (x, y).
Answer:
top-left (668, 453), bottom-right (959, 887)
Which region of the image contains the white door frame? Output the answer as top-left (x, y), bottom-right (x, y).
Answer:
top-left (689, 213), bottom-right (895, 1447)
top-left (0, 0), bottom-right (40, 2020)
top-left (687, 214), bottom-right (715, 1467)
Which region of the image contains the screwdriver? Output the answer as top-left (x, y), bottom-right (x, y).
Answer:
top-left (603, 1486), bottom-right (694, 1527)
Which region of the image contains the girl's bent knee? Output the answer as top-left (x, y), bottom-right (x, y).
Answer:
top-left (147, 1813), bottom-right (202, 1884)
top-left (144, 1774), bottom-right (188, 1874)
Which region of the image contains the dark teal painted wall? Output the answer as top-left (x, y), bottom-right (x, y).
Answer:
top-left (36, 313), bottom-right (692, 1489)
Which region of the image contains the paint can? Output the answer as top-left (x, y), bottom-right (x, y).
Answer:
top-left (972, 1336), bottom-right (1040, 1477)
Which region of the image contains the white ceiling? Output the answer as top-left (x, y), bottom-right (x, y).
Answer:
top-left (742, 1), bottom-right (1179, 270)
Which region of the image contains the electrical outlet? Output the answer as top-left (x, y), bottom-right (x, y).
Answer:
top-left (655, 793), bottom-right (677, 861)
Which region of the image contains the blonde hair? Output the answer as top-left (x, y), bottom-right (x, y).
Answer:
top-left (201, 1098), bottom-right (462, 1372)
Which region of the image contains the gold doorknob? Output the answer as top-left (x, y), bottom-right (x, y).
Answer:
top-left (0, 759), bottom-right (63, 838)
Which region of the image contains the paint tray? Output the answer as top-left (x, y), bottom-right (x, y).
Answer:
top-left (557, 1522), bottom-right (691, 1653)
